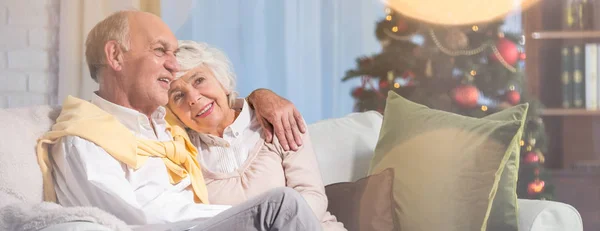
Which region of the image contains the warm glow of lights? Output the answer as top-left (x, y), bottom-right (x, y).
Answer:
top-left (394, 83), bottom-right (400, 88)
top-left (384, 0), bottom-right (539, 25)
top-left (481, 105), bottom-right (488, 111)
top-left (392, 26), bottom-right (399, 32)
top-left (472, 25), bottom-right (479, 31)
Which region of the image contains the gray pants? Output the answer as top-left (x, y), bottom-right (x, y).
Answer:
top-left (190, 187), bottom-right (322, 231)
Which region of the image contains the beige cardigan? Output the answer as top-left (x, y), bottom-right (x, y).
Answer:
top-left (196, 131), bottom-right (346, 231)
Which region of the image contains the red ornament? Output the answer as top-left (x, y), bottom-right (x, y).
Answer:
top-left (524, 152), bottom-right (539, 164)
top-left (505, 90), bottom-right (521, 105)
top-left (379, 80), bottom-right (390, 89)
top-left (452, 85), bottom-right (479, 108)
top-left (519, 52), bottom-right (526, 60)
top-left (527, 180), bottom-right (545, 195)
top-left (352, 87), bottom-right (364, 98)
top-left (490, 38), bottom-right (519, 66)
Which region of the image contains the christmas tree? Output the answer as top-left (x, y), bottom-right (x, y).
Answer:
top-left (343, 8), bottom-right (554, 200)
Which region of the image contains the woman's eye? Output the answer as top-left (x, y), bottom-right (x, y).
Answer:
top-left (173, 93), bottom-right (184, 101)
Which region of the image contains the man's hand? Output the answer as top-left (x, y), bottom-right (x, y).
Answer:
top-left (247, 89), bottom-right (306, 151)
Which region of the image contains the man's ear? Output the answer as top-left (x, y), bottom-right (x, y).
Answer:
top-left (104, 40), bottom-right (124, 72)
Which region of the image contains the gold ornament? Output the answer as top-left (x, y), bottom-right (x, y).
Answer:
top-left (444, 28), bottom-right (469, 50)
top-left (387, 71), bottom-right (395, 82)
top-left (538, 152), bottom-right (545, 163)
top-left (424, 59), bottom-right (433, 77)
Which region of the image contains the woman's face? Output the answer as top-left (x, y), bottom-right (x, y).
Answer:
top-left (168, 65), bottom-right (232, 134)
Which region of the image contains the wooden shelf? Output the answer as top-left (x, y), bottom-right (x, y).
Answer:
top-left (530, 31), bottom-right (600, 39)
top-left (541, 108), bottom-right (600, 116)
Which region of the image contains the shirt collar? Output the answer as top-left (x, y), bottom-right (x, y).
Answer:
top-left (227, 98), bottom-right (252, 138)
top-left (90, 92), bottom-right (167, 134)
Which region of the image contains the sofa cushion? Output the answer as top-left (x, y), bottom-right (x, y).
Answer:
top-left (485, 106), bottom-right (528, 231)
top-left (0, 106), bottom-right (60, 204)
top-left (369, 92), bottom-right (527, 231)
top-left (308, 111), bottom-right (383, 185)
top-left (325, 168), bottom-right (396, 231)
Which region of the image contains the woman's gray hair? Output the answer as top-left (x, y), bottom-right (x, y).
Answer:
top-left (175, 40), bottom-right (238, 107)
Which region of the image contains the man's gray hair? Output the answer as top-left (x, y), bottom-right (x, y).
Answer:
top-left (176, 40), bottom-right (238, 107)
top-left (85, 10), bottom-right (132, 82)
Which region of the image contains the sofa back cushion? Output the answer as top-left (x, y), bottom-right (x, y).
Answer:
top-left (307, 111), bottom-right (383, 185)
top-left (0, 106), bottom-right (60, 204)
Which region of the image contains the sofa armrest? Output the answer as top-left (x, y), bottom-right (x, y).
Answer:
top-left (517, 199), bottom-right (582, 231)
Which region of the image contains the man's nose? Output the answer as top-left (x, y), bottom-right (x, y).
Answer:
top-left (165, 53), bottom-right (180, 74)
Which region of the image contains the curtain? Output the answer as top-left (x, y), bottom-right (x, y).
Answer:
top-left (57, 0), bottom-right (159, 103)
top-left (161, 0), bottom-right (386, 124)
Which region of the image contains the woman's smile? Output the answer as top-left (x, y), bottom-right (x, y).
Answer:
top-left (196, 102), bottom-right (215, 118)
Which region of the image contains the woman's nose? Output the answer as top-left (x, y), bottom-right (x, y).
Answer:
top-left (188, 95), bottom-right (201, 106)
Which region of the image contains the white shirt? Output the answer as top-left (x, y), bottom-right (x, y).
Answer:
top-left (50, 93), bottom-right (231, 225)
top-left (189, 99), bottom-right (263, 173)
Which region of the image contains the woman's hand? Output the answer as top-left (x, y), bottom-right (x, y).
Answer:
top-left (247, 89), bottom-right (306, 151)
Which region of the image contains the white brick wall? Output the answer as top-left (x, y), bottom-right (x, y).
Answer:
top-left (0, 0), bottom-right (58, 108)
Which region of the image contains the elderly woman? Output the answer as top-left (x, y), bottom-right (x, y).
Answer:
top-left (166, 40), bottom-right (346, 231)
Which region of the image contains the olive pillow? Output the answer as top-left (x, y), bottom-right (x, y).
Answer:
top-left (369, 91), bottom-right (527, 231)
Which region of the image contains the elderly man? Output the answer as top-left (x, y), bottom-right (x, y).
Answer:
top-left (37, 10), bottom-right (321, 231)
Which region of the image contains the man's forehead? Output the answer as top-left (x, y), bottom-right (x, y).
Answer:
top-left (128, 12), bottom-right (177, 47)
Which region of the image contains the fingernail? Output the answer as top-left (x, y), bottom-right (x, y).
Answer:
top-left (284, 145), bottom-right (289, 150)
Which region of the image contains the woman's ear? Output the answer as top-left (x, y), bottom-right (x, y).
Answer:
top-left (104, 41), bottom-right (124, 72)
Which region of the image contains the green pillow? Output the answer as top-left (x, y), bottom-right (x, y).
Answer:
top-left (369, 91), bottom-right (527, 231)
top-left (485, 104), bottom-right (528, 231)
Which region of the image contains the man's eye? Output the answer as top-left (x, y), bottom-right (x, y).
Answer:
top-left (154, 48), bottom-right (166, 56)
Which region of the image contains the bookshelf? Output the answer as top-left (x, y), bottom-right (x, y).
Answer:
top-left (531, 31), bottom-right (600, 39)
top-left (542, 108), bottom-right (600, 116)
top-left (523, 0), bottom-right (600, 170)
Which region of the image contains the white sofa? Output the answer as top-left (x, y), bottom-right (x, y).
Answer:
top-left (0, 106), bottom-right (584, 231)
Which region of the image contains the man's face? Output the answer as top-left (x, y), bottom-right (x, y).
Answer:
top-left (119, 12), bottom-right (179, 108)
